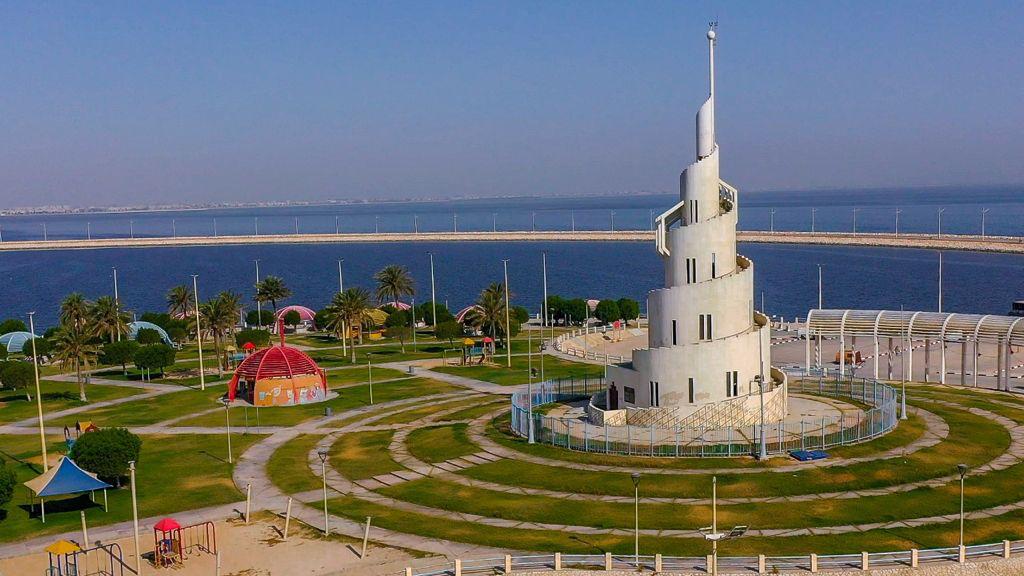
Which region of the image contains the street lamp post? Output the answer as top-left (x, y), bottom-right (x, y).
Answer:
top-left (541, 252), bottom-right (548, 382)
top-left (367, 353), bottom-right (375, 405)
top-left (171, 219), bottom-right (175, 238)
top-left (610, 210), bottom-right (615, 232)
top-left (958, 463), bottom-right (968, 549)
top-left (900, 304), bottom-right (908, 419)
top-left (192, 275), bottom-right (206, 390)
top-left (811, 207), bottom-right (817, 232)
top-left (938, 251), bottom-right (944, 313)
top-left (981, 208), bottom-right (990, 237)
top-left (895, 208), bottom-right (902, 237)
top-left (937, 207), bottom-right (946, 238)
top-left (221, 398), bottom-right (233, 464)
top-left (453, 213), bottom-right (458, 233)
top-left (699, 476), bottom-right (748, 576)
top-left (769, 208), bottom-right (775, 233)
top-left (28, 312), bottom-right (47, 471)
top-left (492, 213), bottom-right (497, 232)
top-left (129, 220), bottom-right (134, 238)
top-left (631, 472), bottom-right (641, 566)
top-left (336, 216), bottom-right (340, 234)
top-left (429, 253), bottom-right (437, 332)
top-left (570, 210), bottom-right (575, 232)
top-left (852, 208), bottom-right (859, 233)
top-left (113, 267), bottom-right (121, 341)
top-left (414, 215), bottom-right (419, 234)
top-left (129, 461), bottom-right (142, 574)
top-left (318, 448), bottom-right (330, 535)
top-left (756, 333), bottom-right (768, 460)
top-left (503, 259), bottom-right (511, 368)
top-left (213, 218), bottom-right (218, 237)
top-left (254, 260), bottom-right (262, 329)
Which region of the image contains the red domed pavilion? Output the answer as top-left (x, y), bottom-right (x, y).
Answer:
top-left (227, 327), bottom-right (327, 407)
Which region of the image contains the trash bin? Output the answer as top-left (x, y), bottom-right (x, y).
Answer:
top-left (325, 407), bottom-right (333, 417)
top-left (407, 365), bottom-right (415, 375)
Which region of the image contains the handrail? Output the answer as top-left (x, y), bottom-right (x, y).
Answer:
top-left (397, 539), bottom-right (1021, 576)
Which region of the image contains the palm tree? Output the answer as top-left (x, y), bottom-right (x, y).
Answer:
top-left (51, 326), bottom-right (99, 401)
top-left (166, 284), bottom-right (194, 318)
top-left (374, 265), bottom-right (415, 308)
top-left (333, 287), bottom-right (373, 362)
top-left (60, 293), bottom-right (93, 331)
top-left (466, 283), bottom-right (509, 343)
top-left (93, 295), bottom-right (128, 343)
top-left (255, 276), bottom-right (291, 314)
top-left (201, 292), bottom-right (243, 375)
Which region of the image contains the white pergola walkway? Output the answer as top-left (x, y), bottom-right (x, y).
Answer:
top-left (806, 309), bottom-right (1024, 390)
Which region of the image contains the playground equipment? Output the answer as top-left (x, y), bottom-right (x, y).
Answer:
top-left (46, 540), bottom-right (136, 576)
top-left (153, 518), bottom-right (217, 567)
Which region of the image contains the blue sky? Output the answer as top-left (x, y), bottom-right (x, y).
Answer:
top-left (1, 1), bottom-right (1021, 206)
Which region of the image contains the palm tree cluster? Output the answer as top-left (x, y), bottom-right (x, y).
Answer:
top-left (52, 292), bottom-right (130, 401)
top-left (466, 283), bottom-right (512, 344)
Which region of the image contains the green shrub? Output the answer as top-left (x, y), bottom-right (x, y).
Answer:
top-left (0, 460), bottom-right (15, 509)
top-left (246, 310), bottom-right (275, 327)
top-left (235, 328), bottom-right (270, 348)
top-left (70, 427), bottom-right (142, 486)
top-left (99, 340), bottom-right (140, 373)
top-left (134, 344), bottom-right (176, 375)
top-left (0, 361), bottom-right (35, 400)
top-left (135, 328), bottom-right (163, 345)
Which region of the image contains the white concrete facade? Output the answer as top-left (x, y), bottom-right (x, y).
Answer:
top-left (605, 28), bottom-right (786, 427)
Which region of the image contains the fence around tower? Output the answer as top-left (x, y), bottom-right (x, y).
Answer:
top-left (509, 370), bottom-right (900, 458)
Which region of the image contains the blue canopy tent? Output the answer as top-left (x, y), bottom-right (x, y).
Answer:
top-left (0, 331), bottom-right (40, 353)
top-left (127, 321), bottom-right (174, 346)
top-left (24, 456), bottom-right (112, 522)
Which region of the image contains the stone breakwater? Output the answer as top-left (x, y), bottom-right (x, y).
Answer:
top-left (0, 231), bottom-right (1021, 253)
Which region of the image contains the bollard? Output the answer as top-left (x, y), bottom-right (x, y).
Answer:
top-left (360, 516), bottom-right (372, 559)
top-left (809, 553), bottom-right (817, 573)
top-left (910, 549), bottom-right (919, 568)
top-left (605, 552), bottom-right (612, 570)
top-left (245, 483), bottom-right (252, 524)
top-left (554, 552), bottom-right (561, 571)
top-left (216, 550), bottom-right (222, 576)
top-left (706, 555), bottom-right (713, 572)
top-left (757, 554), bottom-right (766, 574)
top-left (454, 559), bottom-right (462, 576)
top-left (959, 544), bottom-right (966, 564)
top-left (504, 554), bottom-right (512, 574)
top-left (80, 511), bottom-right (89, 547)
top-left (405, 568), bottom-right (413, 576)
top-left (1004, 540), bottom-right (1012, 559)
top-left (654, 553), bottom-right (662, 573)
top-left (861, 551), bottom-right (869, 571)
top-left (283, 497), bottom-right (293, 540)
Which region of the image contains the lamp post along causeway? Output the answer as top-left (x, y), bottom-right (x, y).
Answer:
top-left (129, 461), bottom-right (142, 574)
top-left (192, 275), bottom-right (206, 390)
top-left (29, 312), bottom-right (47, 471)
top-left (632, 472), bottom-right (641, 565)
top-left (318, 448), bottom-right (330, 535)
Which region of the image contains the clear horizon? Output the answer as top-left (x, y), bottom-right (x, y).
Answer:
top-left (2, 1), bottom-right (1022, 207)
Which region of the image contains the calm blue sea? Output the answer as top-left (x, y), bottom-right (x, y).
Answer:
top-left (1, 186), bottom-right (1022, 328)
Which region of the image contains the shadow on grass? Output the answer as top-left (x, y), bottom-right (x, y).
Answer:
top-left (18, 493), bottom-right (103, 519)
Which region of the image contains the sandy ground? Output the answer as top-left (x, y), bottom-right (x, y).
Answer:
top-left (0, 514), bottom-right (428, 576)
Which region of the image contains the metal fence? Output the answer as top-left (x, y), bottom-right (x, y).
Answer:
top-left (509, 370), bottom-right (899, 458)
top-left (398, 540), bottom-right (1024, 576)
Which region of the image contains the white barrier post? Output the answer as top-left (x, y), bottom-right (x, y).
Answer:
top-left (554, 552), bottom-right (561, 571)
top-left (605, 552), bottom-right (612, 570)
top-left (283, 497), bottom-right (293, 540)
top-left (504, 554), bottom-right (512, 573)
top-left (910, 549), bottom-right (919, 568)
top-left (757, 554), bottom-right (766, 574)
top-left (216, 551), bottom-right (222, 576)
top-left (1004, 540), bottom-right (1012, 559)
top-left (454, 559), bottom-right (462, 576)
top-left (360, 516), bottom-right (372, 558)
top-left (245, 483), bottom-right (252, 524)
top-left (810, 553), bottom-right (818, 573)
top-left (861, 551), bottom-right (869, 571)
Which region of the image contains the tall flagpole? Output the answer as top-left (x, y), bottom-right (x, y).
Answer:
top-left (338, 259), bottom-right (346, 357)
top-left (29, 312), bottom-right (47, 471)
top-left (255, 260), bottom-right (262, 329)
top-left (503, 260), bottom-right (512, 367)
top-left (541, 252), bottom-right (548, 382)
top-left (429, 253), bottom-right (437, 329)
top-left (113, 267), bottom-right (121, 341)
top-left (192, 275), bottom-right (206, 390)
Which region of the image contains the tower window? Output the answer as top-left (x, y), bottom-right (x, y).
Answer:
top-left (688, 378), bottom-right (694, 403)
top-left (672, 320), bottom-right (677, 345)
top-left (725, 371), bottom-right (738, 397)
top-left (711, 253), bottom-right (717, 278)
top-left (699, 314), bottom-right (713, 341)
top-left (624, 387), bottom-right (635, 403)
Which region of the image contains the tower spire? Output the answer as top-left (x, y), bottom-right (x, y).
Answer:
top-left (696, 23), bottom-right (717, 160)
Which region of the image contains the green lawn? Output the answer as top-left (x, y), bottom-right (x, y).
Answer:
top-left (327, 366), bottom-right (407, 387)
top-left (0, 381), bottom-right (143, 425)
top-left (405, 423), bottom-right (478, 463)
top-left (0, 432), bottom-right (262, 542)
top-left (329, 430), bottom-right (405, 480)
top-left (372, 395), bottom-right (497, 426)
top-left (266, 433), bottom-right (325, 494)
top-left (47, 387), bottom-right (225, 427)
top-left (479, 402), bottom-right (1006, 496)
top-left (435, 399), bottom-right (509, 422)
top-left (171, 377), bottom-right (461, 428)
top-left (326, 493), bottom-right (1024, 555)
top-left (433, 355), bottom-right (603, 386)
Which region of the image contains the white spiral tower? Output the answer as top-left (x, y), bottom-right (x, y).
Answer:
top-left (604, 27), bottom-right (787, 428)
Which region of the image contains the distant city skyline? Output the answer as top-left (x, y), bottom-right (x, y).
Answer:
top-left (1, 1), bottom-right (1022, 207)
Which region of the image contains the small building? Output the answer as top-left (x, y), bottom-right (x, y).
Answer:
top-left (226, 331), bottom-right (327, 407)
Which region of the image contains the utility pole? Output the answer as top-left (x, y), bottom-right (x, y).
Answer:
top-left (28, 312), bottom-right (47, 471)
top-left (192, 275), bottom-right (206, 390)
top-left (541, 252), bottom-right (548, 382)
top-left (503, 259), bottom-right (511, 367)
top-left (429, 253), bottom-right (437, 331)
top-left (113, 267), bottom-right (121, 341)
top-left (255, 260), bottom-right (262, 329)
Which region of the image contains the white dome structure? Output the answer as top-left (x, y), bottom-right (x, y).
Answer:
top-left (604, 28), bottom-right (787, 428)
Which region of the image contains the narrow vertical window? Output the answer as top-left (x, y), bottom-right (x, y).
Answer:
top-left (726, 372), bottom-right (732, 397)
top-left (708, 315), bottom-right (713, 339)
top-left (732, 371), bottom-right (739, 397)
top-left (699, 315), bottom-right (705, 340)
top-left (655, 382), bottom-right (660, 406)
top-left (711, 253), bottom-right (717, 278)
top-left (672, 320), bottom-right (677, 345)
top-left (688, 378), bottom-right (694, 403)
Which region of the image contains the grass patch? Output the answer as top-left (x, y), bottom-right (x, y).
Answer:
top-left (266, 434), bottom-right (325, 494)
top-left (328, 366), bottom-right (408, 387)
top-left (433, 355), bottom-right (603, 386)
top-left (0, 432), bottom-right (262, 542)
top-left (171, 377), bottom-right (461, 428)
top-left (0, 381), bottom-right (142, 425)
top-left (329, 430), bottom-right (404, 480)
top-left (405, 424), bottom-right (477, 463)
top-left (435, 399), bottom-right (509, 422)
top-left (373, 396), bottom-right (498, 426)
